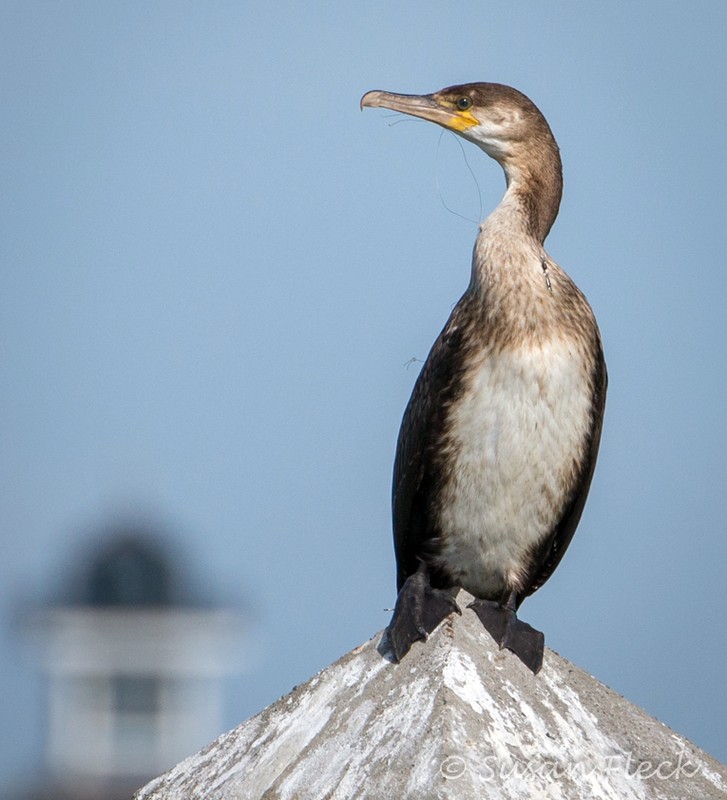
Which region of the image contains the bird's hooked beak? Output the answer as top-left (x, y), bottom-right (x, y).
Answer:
top-left (360, 89), bottom-right (479, 133)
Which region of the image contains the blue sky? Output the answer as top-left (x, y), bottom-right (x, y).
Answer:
top-left (1, 0), bottom-right (726, 785)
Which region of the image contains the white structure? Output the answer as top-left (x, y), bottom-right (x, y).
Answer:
top-left (43, 607), bottom-right (244, 785)
top-left (137, 591), bottom-right (727, 800)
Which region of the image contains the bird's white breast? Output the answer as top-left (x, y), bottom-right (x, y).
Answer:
top-left (436, 337), bottom-right (593, 598)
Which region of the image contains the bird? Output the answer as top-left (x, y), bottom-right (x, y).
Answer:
top-left (361, 83), bottom-right (607, 674)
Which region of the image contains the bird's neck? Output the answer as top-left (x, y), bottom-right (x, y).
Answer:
top-left (469, 146), bottom-right (562, 298)
top-left (500, 142), bottom-right (563, 244)
top-left (475, 128), bottom-right (563, 236)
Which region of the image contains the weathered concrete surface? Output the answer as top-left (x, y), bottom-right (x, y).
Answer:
top-left (136, 595), bottom-right (727, 799)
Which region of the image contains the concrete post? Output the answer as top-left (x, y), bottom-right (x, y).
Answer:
top-left (135, 593), bottom-right (727, 799)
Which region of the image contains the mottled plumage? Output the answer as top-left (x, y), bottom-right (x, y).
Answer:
top-left (362, 83), bottom-right (607, 672)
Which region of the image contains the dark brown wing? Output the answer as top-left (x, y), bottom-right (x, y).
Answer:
top-left (518, 340), bottom-right (608, 605)
top-left (392, 311), bottom-right (469, 591)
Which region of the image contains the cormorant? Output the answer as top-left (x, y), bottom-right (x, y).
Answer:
top-left (361, 83), bottom-right (607, 674)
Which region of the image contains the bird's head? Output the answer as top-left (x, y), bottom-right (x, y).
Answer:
top-left (360, 82), bottom-right (555, 168)
top-left (361, 82), bottom-right (563, 240)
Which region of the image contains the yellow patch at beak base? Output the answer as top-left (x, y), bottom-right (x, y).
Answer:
top-left (448, 110), bottom-right (479, 131)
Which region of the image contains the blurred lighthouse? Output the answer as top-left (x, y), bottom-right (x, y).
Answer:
top-left (28, 523), bottom-right (248, 799)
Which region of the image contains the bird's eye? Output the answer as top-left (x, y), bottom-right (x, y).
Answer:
top-left (456, 97), bottom-right (472, 111)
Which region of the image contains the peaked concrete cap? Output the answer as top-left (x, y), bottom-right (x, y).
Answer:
top-left (136, 594), bottom-right (727, 799)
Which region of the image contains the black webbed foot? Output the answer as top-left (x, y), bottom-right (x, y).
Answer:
top-left (386, 564), bottom-right (460, 662)
top-left (469, 595), bottom-right (544, 674)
